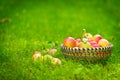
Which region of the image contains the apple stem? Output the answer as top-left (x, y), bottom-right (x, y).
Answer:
top-left (81, 29), bottom-right (86, 38)
top-left (83, 29), bottom-right (86, 34)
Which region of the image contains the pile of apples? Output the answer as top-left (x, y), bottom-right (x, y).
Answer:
top-left (63, 29), bottom-right (110, 48)
top-left (32, 49), bottom-right (61, 65)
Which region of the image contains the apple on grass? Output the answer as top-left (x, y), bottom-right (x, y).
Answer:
top-left (33, 55), bottom-right (44, 62)
top-left (63, 37), bottom-right (76, 47)
top-left (43, 54), bottom-right (53, 62)
top-left (98, 39), bottom-right (110, 47)
top-left (94, 34), bottom-right (102, 43)
top-left (48, 48), bottom-right (57, 55)
top-left (32, 51), bottom-right (42, 61)
top-left (51, 58), bottom-right (61, 65)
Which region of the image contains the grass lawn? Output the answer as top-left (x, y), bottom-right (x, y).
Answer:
top-left (0, 0), bottom-right (120, 80)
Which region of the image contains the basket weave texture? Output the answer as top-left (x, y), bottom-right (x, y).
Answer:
top-left (60, 44), bottom-right (113, 61)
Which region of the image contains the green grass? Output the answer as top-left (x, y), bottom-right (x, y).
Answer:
top-left (0, 0), bottom-right (120, 80)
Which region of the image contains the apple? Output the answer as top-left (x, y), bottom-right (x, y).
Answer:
top-left (77, 42), bottom-right (84, 48)
top-left (44, 54), bottom-right (53, 62)
top-left (79, 42), bottom-right (91, 48)
top-left (76, 42), bottom-right (81, 47)
top-left (63, 37), bottom-right (76, 47)
top-left (98, 39), bottom-right (110, 47)
top-left (40, 56), bottom-right (44, 62)
top-left (94, 34), bottom-right (102, 43)
top-left (51, 58), bottom-right (61, 65)
top-left (82, 38), bottom-right (88, 43)
top-left (48, 48), bottom-right (57, 55)
top-left (88, 40), bottom-right (100, 48)
top-left (32, 51), bottom-right (42, 61)
top-left (76, 38), bottom-right (81, 47)
top-left (77, 42), bottom-right (83, 47)
top-left (82, 33), bottom-right (93, 40)
top-left (76, 38), bottom-right (81, 42)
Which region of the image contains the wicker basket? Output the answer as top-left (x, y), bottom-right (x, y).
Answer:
top-left (60, 44), bottom-right (113, 61)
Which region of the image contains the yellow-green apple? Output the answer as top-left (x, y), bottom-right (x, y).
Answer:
top-left (79, 42), bottom-right (91, 48)
top-left (88, 40), bottom-right (100, 48)
top-left (98, 39), bottom-right (110, 47)
top-left (82, 33), bottom-right (94, 40)
top-left (51, 58), bottom-right (61, 65)
top-left (43, 54), bottom-right (53, 62)
top-left (63, 37), bottom-right (76, 47)
top-left (94, 34), bottom-right (102, 43)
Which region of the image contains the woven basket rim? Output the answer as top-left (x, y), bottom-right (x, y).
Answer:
top-left (60, 44), bottom-right (113, 50)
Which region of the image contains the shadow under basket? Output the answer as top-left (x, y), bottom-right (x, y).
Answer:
top-left (60, 44), bottom-right (113, 62)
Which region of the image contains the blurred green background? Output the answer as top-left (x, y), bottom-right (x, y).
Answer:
top-left (0, 0), bottom-right (120, 80)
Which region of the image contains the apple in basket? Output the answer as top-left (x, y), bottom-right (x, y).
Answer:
top-left (88, 40), bottom-right (100, 48)
top-left (94, 34), bottom-right (102, 43)
top-left (82, 33), bottom-right (94, 41)
top-left (98, 39), bottom-right (110, 47)
top-left (63, 37), bottom-right (76, 47)
top-left (79, 42), bottom-right (92, 48)
top-left (63, 29), bottom-right (111, 48)
top-left (82, 29), bottom-right (94, 41)
top-left (75, 38), bottom-right (81, 47)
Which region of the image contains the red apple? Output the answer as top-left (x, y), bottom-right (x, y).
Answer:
top-left (88, 40), bottom-right (100, 48)
top-left (76, 38), bottom-right (81, 47)
top-left (48, 48), bottom-right (57, 55)
top-left (76, 42), bottom-right (82, 47)
top-left (76, 38), bottom-right (81, 42)
top-left (98, 39), bottom-right (110, 47)
top-left (94, 34), bottom-right (102, 43)
top-left (63, 37), bottom-right (76, 47)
